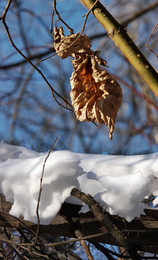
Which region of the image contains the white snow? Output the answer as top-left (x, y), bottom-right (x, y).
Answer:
top-left (0, 142), bottom-right (158, 224)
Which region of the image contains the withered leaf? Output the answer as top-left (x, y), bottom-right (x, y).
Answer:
top-left (54, 26), bottom-right (91, 59)
top-left (54, 26), bottom-right (123, 139)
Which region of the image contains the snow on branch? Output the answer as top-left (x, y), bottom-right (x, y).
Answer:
top-left (0, 142), bottom-right (158, 225)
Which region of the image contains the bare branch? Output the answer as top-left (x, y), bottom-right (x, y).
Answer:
top-left (0, 0), bottom-right (12, 20)
top-left (71, 188), bottom-right (142, 260)
top-left (0, 1), bottom-right (73, 112)
top-left (75, 229), bottom-right (94, 260)
top-left (53, 0), bottom-right (74, 34)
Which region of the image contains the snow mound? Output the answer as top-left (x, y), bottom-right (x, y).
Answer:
top-left (0, 142), bottom-right (42, 161)
top-left (0, 143), bottom-right (158, 224)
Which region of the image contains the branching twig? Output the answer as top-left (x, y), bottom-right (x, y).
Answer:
top-left (52, 0), bottom-right (74, 34)
top-left (41, 1), bottom-right (99, 63)
top-left (1, 2), bottom-right (157, 69)
top-left (81, 0), bottom-right (99, 35)
top-left (42, 0), bottom-right (100, 64)
top-left (146, 23), bottom-right (158, 58)
top-left (0, 0), bottom-right (12, 20)
top-left (0, 0), bottom-right (73, 112)
top-left (51, 0), bottom-right (99, 61)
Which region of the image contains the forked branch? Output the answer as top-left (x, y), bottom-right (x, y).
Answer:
top-left (0, 0), bottom-right (73, 112)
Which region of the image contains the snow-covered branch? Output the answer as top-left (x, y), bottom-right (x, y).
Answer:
top-left (0, 142), bottom-right (158, 225)
top-left (0, 142), bottom-right (158, 256)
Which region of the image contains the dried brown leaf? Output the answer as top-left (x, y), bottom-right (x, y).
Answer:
top-left (54, 26), bottom-right (91, 59)
top-left (70, 54), bottom-right (122, 139)
top-left (54, 26), bottom-right (123, 139)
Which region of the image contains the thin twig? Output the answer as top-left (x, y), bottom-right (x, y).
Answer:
top-left (40, 52), bottom-right (56, 62)
top-left (53, 0), bottom-right (74, 34)
top-left (41, 0), bottom-right (76, 63)
top-left (81, 0), bottom-right (99, 35)
top-left (0, 232), bottom-right (105, 247)
top-left (10, 243), bottom-right (30, 260)
top-left (0, 1), bottom-right (72, 111)
top-left (50, 7), bottom-right (55, 36)
top-left (41, 0), bottom-right (99, 63)
top-left (40, 232), bottom-right (106, 247)
top-left (75, 230), bottom-right (94, 260)
top-left (1, 1), bottom-right (157, 67)
top-left (0, 0), bottom-right (12, 20)
top-left (50, 0), bottom-right (99, 61)
top-left (34, 136), bottom-right (59, 244)
top-left (5, 19), bottom-right (72, 110)
top-left (146, 23), bottom-right (158, 58)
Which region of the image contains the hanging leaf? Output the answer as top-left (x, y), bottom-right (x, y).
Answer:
top-left (54, 26), bottom-right (91, 59)
top-left (54, 26), bottom-right (123, 139)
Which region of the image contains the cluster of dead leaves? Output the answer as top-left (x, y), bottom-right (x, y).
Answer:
top-left (54, 26), bottom-right (123, 139)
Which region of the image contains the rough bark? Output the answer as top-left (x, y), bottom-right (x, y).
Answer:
top-left (0, 195), bottom-right (158, 254)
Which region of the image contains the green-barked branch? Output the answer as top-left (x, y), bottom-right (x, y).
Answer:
top-left (80, 0), bottom-right (158, 96)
